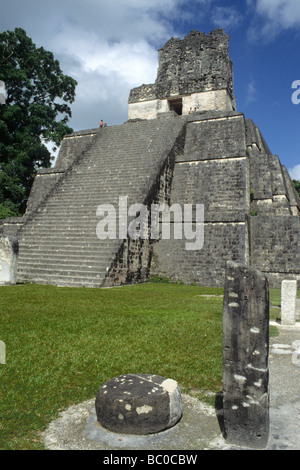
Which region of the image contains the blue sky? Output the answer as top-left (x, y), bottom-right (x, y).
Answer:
top-left (0, 0), bottom-right (299, 178)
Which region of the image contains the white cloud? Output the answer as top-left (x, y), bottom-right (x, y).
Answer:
top-left (249, 0), bottom-right (300, 40)
top-left (45, 1), bottom-right (195, 129)
top-left (256, 0), bottom-right (300, 28)
top-left (245, 80), bottom-right (257, 105)
top-left (48, 23), bottom-right (159, 129)
top-left (211, 6), bottom-right (243, 30)
top-left (288, 164), bottom-right (300, 181)
top-left (41, 0), bottom-right (212, 130)
top-left (52, 28), bottom-right (157, 86)
top-left (0, 0), bottom-right (213, 130)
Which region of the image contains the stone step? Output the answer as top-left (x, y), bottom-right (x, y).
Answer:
top-left (17, 262), bottom-right (109, 275)
top-left (18, 243), bottom-right (121, 255)
top-left (17, 264), bottom-right (108, 277)
top-left (28, 204), bottom-right (125, 213)
top-left (18, 246), bottom-right (118, 257)
top-left (24, 214), bottom-right (99, 221)
top-left (23, 225), bottom-right (115, 234)
top-left (20, 229), bottom-right (126, 239)
top-left (23, 217), bottom-right (120, 227)
top-left (19, 242), bottom-right (103, 251)
top-left (20, 229), bottom-right (102, 239)
top-left (17, 264), bottom-right (110, 275)
top-left (39, 195), bottom-right (145, 207)
top-left (18, 251), bottom-right (112, 261)
top-left (18, 248), bottom-right (117, 259)
top-left (37, 201), bottom-right (132, 211)
top-left (19, 232), bottom-right (108, 241)
top-left (17, 273), bottom-right (106, 288)
top-left (23, 215), bottom-right (123, 226)
top-left (17, 255), bottom-right (111, 266)
top-left (17, 118), bottom-right (186, 286)
top-left (17, 260), bottom-right (112, 270)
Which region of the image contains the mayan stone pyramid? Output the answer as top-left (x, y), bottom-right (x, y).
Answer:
top-left (1, 29), bottom-right (299, 288)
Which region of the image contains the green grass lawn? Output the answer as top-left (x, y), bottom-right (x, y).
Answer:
top-left (0, 282), bottom-right (225, 450)
top-left (0, 282), bottom-right (295, 450)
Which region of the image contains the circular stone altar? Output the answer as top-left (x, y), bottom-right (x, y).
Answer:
top-left (95, 373), bottom-right (183, 435)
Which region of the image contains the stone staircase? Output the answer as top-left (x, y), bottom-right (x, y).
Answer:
top-left (17, 117), bottom-right (186, 287)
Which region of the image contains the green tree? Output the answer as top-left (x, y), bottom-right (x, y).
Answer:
top-left (292, 179), bottom-right (300, 198)
top-left (0, 28), bottom-right (77, 217)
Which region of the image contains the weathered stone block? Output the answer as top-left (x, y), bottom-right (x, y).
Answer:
top-left (180, 115), bottom-right (246, 160)
top-left (129, 29), bottom-right (237, 118)
top-left (281, 280), bottom-right (297, 325)
top-left (95, 374), bottom-right (182, 435)
top-left (223, 261), bottom-right (269, 449)
top-left (0, 236), bottom-right (19, 285)
top-left (0, 341), bottom-right (6, 364)
top-left (0, 80), bottom-right (6, 105)
top-left (171, 156), bottom-right (249, 218)
top-left (296, 298), bottom-right (300, 320)
top-left (151, 222), bottom-right (248, 287)
top-left (249, 216), bottom-right (300, 279)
